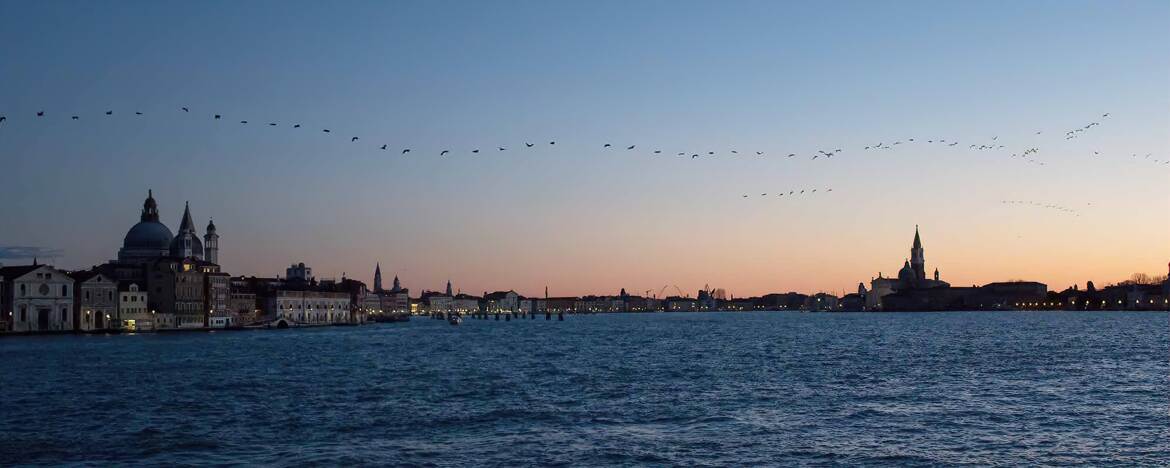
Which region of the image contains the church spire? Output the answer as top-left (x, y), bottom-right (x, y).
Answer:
top-left (177, 201), bottom-right (195, 234)
top-left (445, 279), bottom-right (453, 296)
top-left (374, 263), bottom-right (383, 292)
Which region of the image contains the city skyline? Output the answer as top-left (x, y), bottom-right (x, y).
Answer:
top-left (1, 1), bottom-right (1168, 296)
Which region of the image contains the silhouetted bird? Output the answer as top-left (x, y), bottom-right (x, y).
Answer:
top-left (653, 150), bottom-right (662, 154)
top-left (380, 145), bottom-right (387, 150)
top-left (240, 120), bottom-right (248, 124)
top-left (214, 114), bottom-right (221, 119)
top-left (603, 144), bottom-right (612, 148)
top-left (707, 151), bottom-right (714, 155)
top-left (269, 123), bottom-right (277, 126)
top-left (0, 116), bottom-right (6, 123)
top-left (440, 150), bottom-right (449, 156)
top-left (402, 149), bottom-right (411, 154)
top-left (351, 137), bottom-right (359, 142)
top-left (136, 112), bottom-right (143, 115)
top-left (756, 152), bottom-right (763, 155)
top-left (71, 115), bottom-right (79, 120)
top-left (323, 129), bottom-right (330, 133)
top-left (526, 142), bottom-right (534, 147)
top-left (105, 111), bottom-right (112, 115)
top-left (181, 107), bottom-right (189, 112)
top-left (36, 111), bottom-right (44, 117)
top-left (499, 147), bottom-right (506, 151)
top-left (627, 145), bottom-right (636, 150)
top-left (731, 150), bottom-right (738, 154)
top-left (293, 124), bottom-right (300, 128)
top-left (786, 153), bottom-right (795, 158)
top-left (549, 141), bottom-right (555, 145)
top-left (472, 149), bottom-right (479, 153)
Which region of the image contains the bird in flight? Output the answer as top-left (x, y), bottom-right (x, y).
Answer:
top-left (603, 144), bottom-right (612, 148)
top-left (731, 150), bottom-right (738, 154)
top-left (653, 150), bottom-right (662, 154)
top-left (214, 114), bottom-right (221, 119)
top-left (498, 147), bottom-right (506, 151)
top-left (135, 112), bottom-right (143, 115)
top-left (351, 137), bottom-right (359, 142)
top-left (36, 111), bottom-right (44, 117)
top-left (269, 123), bottom-right (277, 126)
top-left (627, 145), bottom-right (636, 150)
top-left (786, 153), bottom-right (795, 158)
top-left (440, 150), bottom-right (449, 156)
top-left (181, 107), bottom-right (189, 113)
top-left (380, 145), bottom-right (387, 150)
top-left (756, 152), bottom-right (764, 156)
top-left (402, 149), bottom-right (411, 154)
top-left (322, 129), bottom-right (330, 133)
top-left (240, 120), bottom-right (248, 124)
top-left (525, 142), bottom-right (534, 148)
top-left (472, 149), bottom-right (479, 153)
top-left (549, 141), bottom-right (555, 145)
top-left (105, 111), bottom-right (113, 115)
top-left (293, 124), bottom-right (300, 128)
top-left (71, 115), bottom-right (79, 120)
top-left (0, 116), bottom-right (6, 123)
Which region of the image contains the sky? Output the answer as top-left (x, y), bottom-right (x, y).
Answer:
top-left (0, 0), bottom-right (1167, 297)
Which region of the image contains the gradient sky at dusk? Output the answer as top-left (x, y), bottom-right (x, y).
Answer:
top-left (1, 0), bottom-right (1167, 297)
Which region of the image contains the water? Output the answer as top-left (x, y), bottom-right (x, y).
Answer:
top-left (1, 311), bottom-right (1166, 466)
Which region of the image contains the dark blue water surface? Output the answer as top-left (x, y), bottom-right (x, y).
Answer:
top-left (1, 311), bottom-right (1167, 466)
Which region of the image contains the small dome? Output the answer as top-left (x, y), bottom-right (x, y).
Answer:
top-left (898, 260), bottom-right (915, 281)
top-left (123, 221), bottom-right (174, 250)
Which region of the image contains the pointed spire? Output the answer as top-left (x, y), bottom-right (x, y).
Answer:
top-left (912, 225), bottom-right (922, 249)
top-left (177, 201), bottom-right (195, 233)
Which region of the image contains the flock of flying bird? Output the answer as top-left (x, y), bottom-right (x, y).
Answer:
top-left (1, 108), bottom-right (1165, 207)
top-left (1000, 200), bottom-right (1084, 217)
top-left (742, 188), bottom-right (833, 199)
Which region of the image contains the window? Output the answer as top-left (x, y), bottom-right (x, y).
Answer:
top-left (19, 284), bottom-right (26, 296)
top-left (86, 291), bottom-right (91, 300)
top-left (61, 309), bottom-right (67, 321)
top-left (62, 285), bottom-right (68, 297)
top-left (19, 306), bottom-right (26, 322)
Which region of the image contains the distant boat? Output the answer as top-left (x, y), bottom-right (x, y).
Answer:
top-left (448, 315), bottom-right (462, 325)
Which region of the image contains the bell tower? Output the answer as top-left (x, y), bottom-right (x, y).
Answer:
top-left (204, 218), bottom-right (219, 264)
top-left (910, 225), bottom-right (925, 281)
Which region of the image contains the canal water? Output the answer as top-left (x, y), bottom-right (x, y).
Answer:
top-left (1, 311), bottom-right (1166, 465)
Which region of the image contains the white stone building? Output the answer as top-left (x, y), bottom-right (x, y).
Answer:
top-left (118, 283), bottom-right (153, 331)
top-left (1, 264), bottom-right (76, 332)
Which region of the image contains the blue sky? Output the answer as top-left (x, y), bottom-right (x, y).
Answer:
top-left (1, 0), bottom-right (1167, 296)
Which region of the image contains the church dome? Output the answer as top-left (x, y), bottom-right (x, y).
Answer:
top-left (123, 220), bottom-right (174, 250)
top-left (898, 260), bottom-right (915, 281)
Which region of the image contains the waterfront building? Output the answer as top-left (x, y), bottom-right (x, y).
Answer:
top-left (264, 289), bottom-right (351, 326)
top-left (0, 263), bottom-right (75, 332)
top-left (484, 290), bottom-right (521, 315)
top-left (868, 226), bottom-right (950, 310)
top-left (206, 271), bottom-right (232, 328)
top-left (111, 191), bottom-right (227, 328)
top-left (453, 293), bottom-right (482, 315)
top-left (663, 296), bottom-right (697, 312)
top-left (146, 257), bottom-right (221, 328)
top-left (118, 283), bottom-right (152, 331)
top-left (70, 270), bottom-right (118, 330)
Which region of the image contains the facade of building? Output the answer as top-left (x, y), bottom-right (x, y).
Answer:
top-left (71, 270), bottom-right (118, 330)
top-left (1, 264), bottom-right (75, 332)
top-left (118, 283), bottom-right (152, 331)
top-left (264, 290), bottom-right (351, 325)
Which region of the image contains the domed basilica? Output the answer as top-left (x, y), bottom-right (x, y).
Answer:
top-left (117, 190), bottom-right (219, 265)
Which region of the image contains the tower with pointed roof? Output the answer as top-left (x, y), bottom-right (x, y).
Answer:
top-left (204, 218), bottom-right (219, 264)
top-left (391, 275), bottom-right (402, 293)
top-left (374, 263), bottom-right (383, 293)
top-left (445, 279), bottom-right (453, 297)
top-left (169, 202), bottom-right (204, 260)
top-left (910, 225), bottom-right (925, 281)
